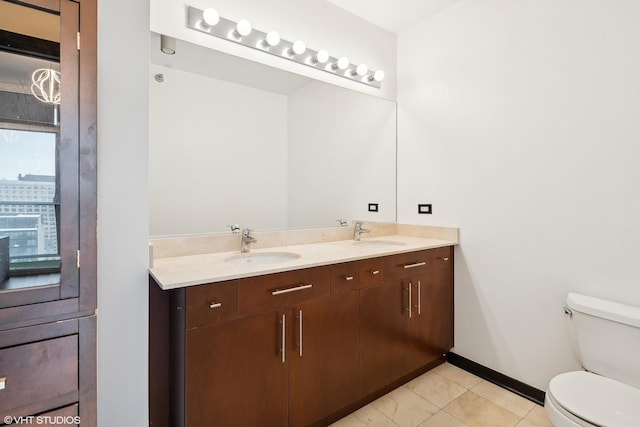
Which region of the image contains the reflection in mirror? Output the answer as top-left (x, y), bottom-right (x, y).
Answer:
top-left (149, 35), bottom-right (396, 236)
top-left (0, 2), bottom-right (61, 278)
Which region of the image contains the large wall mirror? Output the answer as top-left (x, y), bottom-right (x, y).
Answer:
top-left (149, 33), bottom-right (396, 236)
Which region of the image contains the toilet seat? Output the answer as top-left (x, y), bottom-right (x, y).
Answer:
top-left (547, 371), bottom-right (640, 427)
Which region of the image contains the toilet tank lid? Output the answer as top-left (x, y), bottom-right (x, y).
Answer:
top-left (566, 293), bottom-right (640, 328)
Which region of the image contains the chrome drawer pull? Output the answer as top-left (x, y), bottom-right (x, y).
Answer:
top-left (0, 376), bottom-right (5, 390)
top-left (344, 276), bottom-right (354, 281)
top-left (272, 283), bottom-right (313, 296)
top-left (417, 280), bottom-right (421, 315)
top-left (371, 270), bottom-right (380, 275)
top-left (438, 257), bottom-right (450, 261)
top-left (408, 282), bottom-right (412, 318)
top-left (297, 309), bottom-right (303, 357)
top-left (280, 314), bottom-right (286, 363)
top-left (209, 302), bottom-right (222, 309)
top-left (403, 261), bottom-right (426, 269)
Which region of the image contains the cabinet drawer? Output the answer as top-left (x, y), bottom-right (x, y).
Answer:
top-left (384, 247), bottom-right (453, 281)
top-left (331, 262), bottom-right (360, 294)
top-left (359, 258), bottom-right (384, 288)
top-left (428, 246), bottom-right (453, 272)
top-left (0, 335), bottom-right (78, 416)
top-left (186, 280), bottom-right (238, 328)
top-left (238, 267), bottom-right (330, 315)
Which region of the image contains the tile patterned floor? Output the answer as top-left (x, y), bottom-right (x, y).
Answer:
top-left (331, 363), bottom-right (552, 427)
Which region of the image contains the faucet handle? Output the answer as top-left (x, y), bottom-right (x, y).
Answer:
top-left (242, 228), bottom-right (253, 237)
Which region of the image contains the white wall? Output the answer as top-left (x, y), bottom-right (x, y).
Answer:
top-left (97, 0), bottom-right (149, 425)
top-left (150, 0), bottom-right (397, 101)
top-left (149, 65), bottom-right (288, 235)
top-left (397, 0), bottom-right (640, 389)
top-left (288, 80), bottom-right (397, 227)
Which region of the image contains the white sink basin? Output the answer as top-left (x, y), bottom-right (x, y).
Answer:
top-left (225, 252), bottom-right (301, 265)
top-left (353, 240), bottom-right (407, 249)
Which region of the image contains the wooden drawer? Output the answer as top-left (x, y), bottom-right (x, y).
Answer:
top-left (331, 262), bottom-right (360, 295)
top-left (428, 246), bottom-right (453, 272)
top-left (384, 247), bottom-right (453, 281)
top-left (186, 280), bottom-right (238, 328)
top-left (0, 335), bottom-right (78, 416)
top-left (359, 257), bottom-right (384, 288)
top-left (238, 267), bottom-right (330, 315)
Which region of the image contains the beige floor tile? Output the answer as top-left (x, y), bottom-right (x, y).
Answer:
top-left (515, 420), bottom-right (538, 427)
top-left (521, 405), bottom-right (552, 427)
top-left (406, 372), bottom-right (467, 409)
top-left (330, 404), bottom-right (398, 427)
top-left (470, 381), bottom-right (535, 417)
top-left (371, 386), bottom-right (440, 427)
top-left (431, 363), bottom-right (483, 390)
top-left (418, 410), bottom-right (469, 427)
top-left (444, 391), bottom-right (521, 427)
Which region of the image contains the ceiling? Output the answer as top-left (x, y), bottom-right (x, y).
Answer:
top-left (325, 0), bottom-right (461, 33)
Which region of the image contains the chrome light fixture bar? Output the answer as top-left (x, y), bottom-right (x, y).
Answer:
top-left (186, 6), bottom-right (384, 88)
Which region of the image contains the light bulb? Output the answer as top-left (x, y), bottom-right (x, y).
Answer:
top-left (353, 63), bottom-right (368, 77)
top-left (264, 30), bottom-right (280, 47)
top-left (312, 49), bottom-right (329, 64)
top-left (202, 8), bottom-right (220, 27)
top-left (369, 70), bottom-right (385, 82)
top-left (234, 19), bottom-right (252, 38)
top-left (332, 56), bottom-right (349, 71)
top-left (289, 40), bottom-right (306, 56)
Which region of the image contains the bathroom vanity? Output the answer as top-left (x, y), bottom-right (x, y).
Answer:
top-left (149, 224), bottom-right (457, 427)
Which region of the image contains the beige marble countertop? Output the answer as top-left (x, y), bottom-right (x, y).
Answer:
top-left (150, 224), bottom-right (458, 290)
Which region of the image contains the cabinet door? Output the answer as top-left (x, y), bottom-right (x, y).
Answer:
top-left (186, 310), bottom-right (288, 427)
top-left (359, 281), bottom-right (411, 397)
top-left (408, 269), bottom-right (454, 371)
top-left (289, 292), bottom-right (359, 427)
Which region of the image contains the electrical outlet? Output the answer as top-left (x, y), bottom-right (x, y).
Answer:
top-left (368, 203), bottom-right (379, 212)
top-left (418, 204), bottom-right (432, 214)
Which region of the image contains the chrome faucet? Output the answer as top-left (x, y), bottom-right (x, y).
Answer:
top-left (241, 228), bottom-right (257, 252)
top-left (353, 221), bottom-right (370, 241)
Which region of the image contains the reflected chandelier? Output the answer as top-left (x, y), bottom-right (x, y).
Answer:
top-left (31, 68), bottom-right (61, 105)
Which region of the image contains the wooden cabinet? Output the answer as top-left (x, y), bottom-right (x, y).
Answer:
top-left (361, 246), bottom-right (454, 398)
top-left (149, 246), bottom-right (454, 427)
top-left (0, 0), bottom-right (97, 423)
top-left (186, 309), bottom-right (289, 426)
top-left (289, 291), bottom-right (359, 427)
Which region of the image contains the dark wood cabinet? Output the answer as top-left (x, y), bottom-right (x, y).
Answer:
top-left (186, 309), bottom-right (289, 427)
top-left (289, 291), bottom-right (359, 427)
top-left (0, 0), bottom-right (97, 423)
top-left (150, 246), bottom-right (453, 427)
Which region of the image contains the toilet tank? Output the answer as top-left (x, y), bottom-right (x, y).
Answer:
top-left (566, 292), bottom-right (640, 389)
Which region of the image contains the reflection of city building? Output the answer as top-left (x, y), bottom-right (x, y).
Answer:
top-left (0, 215), bottom-right (42, 256)
top-left (0, 174), bottom-right (57, 257)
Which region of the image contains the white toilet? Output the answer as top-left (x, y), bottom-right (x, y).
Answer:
top-left (544, 292), bottom-right (640, 426)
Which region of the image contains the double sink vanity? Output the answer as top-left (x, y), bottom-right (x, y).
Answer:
top-left (148, 223), bottom-right (458, 427)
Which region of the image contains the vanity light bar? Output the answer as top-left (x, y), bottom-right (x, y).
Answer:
top-left (186, 6), bottom-right (384, 88)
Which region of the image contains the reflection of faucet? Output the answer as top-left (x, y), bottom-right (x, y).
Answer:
top-left (353, 222), bottom-right (370, 241)
top-left (229, 224), bottom-right (240, 234)
top-left (337, 219), bottom-right (348, 227)
top-left (241, 229), bottom-right (257, 252)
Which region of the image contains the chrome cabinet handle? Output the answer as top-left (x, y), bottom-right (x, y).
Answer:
top-left (272, 283), bottom-right (313, 296)
top-left (438, 257), bottom-right (449, 261)
top-left (209, 302), bottom-right (222, 309)
top-left (403, 261), bottom-right (426, 269)
top-left (296, 309), bottom-right (303, 357)
top-left (417, 280), bottom-right (421, 315)
top-left (280, 314), bottom-right (286, 363)
top-left (371, 270), bottom-right (380, 275)
top-left (344, 275), bottom-right (354, 281)
top-left (405, 282), bottom-right (412, 318)
top-left (0, 376), bottom-right (5, 390)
